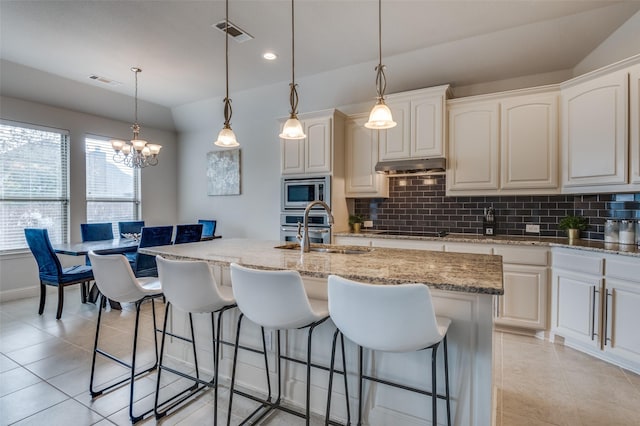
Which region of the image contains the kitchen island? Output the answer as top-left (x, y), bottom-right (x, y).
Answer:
top-left (140, 239), bottom-right (503, 426)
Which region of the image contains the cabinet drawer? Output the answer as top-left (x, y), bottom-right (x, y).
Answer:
top-left (553, 250), bottom-right (603, 275)
top-left (445, 242), bottom-right (493, 254)
top-left (606, 257), bottom-right (640, 283)
top-left (373, 238), bottom-right (445, 251)
top-left (495, 246), bottom-right (548, 266)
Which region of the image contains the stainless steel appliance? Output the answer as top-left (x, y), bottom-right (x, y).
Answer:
top-left (280, 211), bottom-right (331, 244)
top-left (281, 175), bottom-right (330, 210)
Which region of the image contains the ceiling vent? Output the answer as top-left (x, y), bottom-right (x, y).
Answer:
top-left (88, 75), bottom-right (122, 87)
top-left (213, 20), bottom-right (253, 43)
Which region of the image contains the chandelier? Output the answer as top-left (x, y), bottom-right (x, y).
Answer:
top-left (364, 0), bottom-right (396, 130)
top-left (110, 67), bottom-right (162, 168)
top-left (214, 0), bottom-right (239, 147)
top-left (279, 0), bottom-right (305, 140)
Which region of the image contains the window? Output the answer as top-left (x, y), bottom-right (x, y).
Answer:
top-left (0, 120), bottom-right (69, 251)
top-left (85, 136), bottom-right (140, 236)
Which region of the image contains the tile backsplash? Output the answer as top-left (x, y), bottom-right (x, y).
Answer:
top-left (352, 176), bottom-right (640, 240)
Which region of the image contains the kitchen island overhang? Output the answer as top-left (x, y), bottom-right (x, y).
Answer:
top-left (140, 239), bottom-right (503, 426)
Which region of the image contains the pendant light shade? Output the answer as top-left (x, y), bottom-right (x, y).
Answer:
top-left (279, 0), bottom-right (306, 140)
top-left (365, 0), bottom-right (396, 130)
top-left (215, 0), bottom-right (239, 148)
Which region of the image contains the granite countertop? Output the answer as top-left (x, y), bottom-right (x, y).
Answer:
top-left (334, 231), bottom-right (640, 257)
top-left (139, 239), bottom-right (504, 295)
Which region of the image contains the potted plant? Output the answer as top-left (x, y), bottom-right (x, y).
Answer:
top-left (558, 215), bottom-right (588, 242)
top-left (349, 214), bottom-right (364, 234)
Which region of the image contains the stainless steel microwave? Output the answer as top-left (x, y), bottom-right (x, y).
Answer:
top-left (281, 175), bottom-right (330, 210)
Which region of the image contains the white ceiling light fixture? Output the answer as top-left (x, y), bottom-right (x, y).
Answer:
top-left (365, 0), bottom-right (396, 130)
top-left (110, 67), bottom-right (162, 168)
top-left (215, 0), bottom-right (240, 148)
top-left (263, 52), bottom-right (277, 61)
top-left (279, 0), bottom-right (306, 140)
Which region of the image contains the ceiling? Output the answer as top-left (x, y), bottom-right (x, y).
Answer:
top-left (1, 1), bottom-right (639, 121)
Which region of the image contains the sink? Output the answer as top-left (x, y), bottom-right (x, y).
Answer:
top-left (275, 243), bottom-right (373, 255)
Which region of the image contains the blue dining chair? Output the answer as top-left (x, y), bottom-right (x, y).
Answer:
top-left (198, 219), bottom-right (217, 239)
top-left (118, 221), bottom-right (145, 237)
top-left (134, 226), bottom-right (173, 277)
top-left (81, 223), bottom-right (114, 242)
top-left (24, 228), bottom-right (95, 319)
top-left (174, 224), bottom-right (204, 244)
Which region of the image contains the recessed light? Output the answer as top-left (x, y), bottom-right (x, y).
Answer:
top-left (263, 52), bottom-right (277, 61)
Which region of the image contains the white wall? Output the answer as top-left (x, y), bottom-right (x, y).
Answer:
top-left (0, 95), bottom-right (178, 300)
top-left (574, 10), bottom-right (640, 76)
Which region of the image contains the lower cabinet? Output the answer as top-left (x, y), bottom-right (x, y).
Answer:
top-left (551, 247), bottom-right (640, 374)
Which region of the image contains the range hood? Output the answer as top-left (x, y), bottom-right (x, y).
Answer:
top-left (375, 158), bottom-right (446, 176)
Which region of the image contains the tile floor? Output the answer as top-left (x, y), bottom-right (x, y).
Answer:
top-left (1, 288), bottom-right (639, 425)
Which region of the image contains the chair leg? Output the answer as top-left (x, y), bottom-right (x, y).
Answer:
top-left (431, 342), bottom-right (440, 426)
top-left (38, 281), bottom-right (46, 315)
top-left (90, 295), bottom-right (106, 397)
top-left (227, 313), bottom-right (244, 426)
top-left (325, 329), bottom-right (340, 425)
top-left (81, 282), bottom-right (87, 304)
top-left (341, 333), bottom-right (351, 425)
top-left (443, 336), bottom-right (451, 426)
top-left (55, 284), bottom-right (64, 319)
top-left (358, 346), bottom-right (363, 426)
top-left (129, 300), bottom-right (143, 423)
top-left (154, 302), bottom-right (172, 418)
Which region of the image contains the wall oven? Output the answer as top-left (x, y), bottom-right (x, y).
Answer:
top-left (280, 212), bottom-right (331, 244)
top-left (281, 175), bottom-right (330, 211)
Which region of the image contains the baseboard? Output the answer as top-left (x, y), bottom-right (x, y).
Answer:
top-left (0, 285), bottom-right (41, 302)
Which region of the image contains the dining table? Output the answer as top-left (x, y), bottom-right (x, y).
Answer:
top-left (53, 238), bottom-right (140, 308)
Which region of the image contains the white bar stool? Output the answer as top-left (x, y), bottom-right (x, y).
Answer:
top-left (154, 256), bottom-right (236, 423)
top-left (326, 275), bottom-right (452, 426)
top-left (87, 251), bottom-right (163, 424)
top-left (228, 263), bottom-right (330, 425)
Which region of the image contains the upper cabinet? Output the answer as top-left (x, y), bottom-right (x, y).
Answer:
top-left (630, 64), bottom-right (640, 185)
top-left (378, 85), bottom-right (450, 161)
top-left (280, 109), bottom-right (345, 176)
top-left (345, 114), bottom-right (388, 198)
top-left (561, 69), bottom-right (629, 191)
top-left (446, 89), bottom-right (559, 195)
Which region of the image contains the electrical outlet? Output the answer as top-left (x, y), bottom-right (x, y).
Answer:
top-left (364, 220), bottom-right (373, 228)
top-left (526, 224), bottom-right (540, 233)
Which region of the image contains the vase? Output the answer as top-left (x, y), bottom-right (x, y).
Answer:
top-left (567, 229), bottom-right (579, 242)
top-left (352, 223), bottom-right (362, 234)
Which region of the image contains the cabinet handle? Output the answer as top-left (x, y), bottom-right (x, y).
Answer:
top-left (591, 286), bottom-right (599, 341)
top-left (604, 289), bottom-right (612, 346)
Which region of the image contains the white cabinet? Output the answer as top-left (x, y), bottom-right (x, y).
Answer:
top-left (631, 64), bottom-right (640, 185)
top-left (344, 114), bottom-right (388, 198)
top-left (551, 247), bottom-right (640, 374)
top-left (494, 245), bottom-right (549, 330)
top-left (447, 89), bottom-right (560, 195)
top-left (280, 110), bottom-right (345, 175)
top-left (378, 85), bottom-right (449, 161)
top-left (447, 101), bottom-right (500, 192)
top-left (500, 93), bottom-right (558, 190)
top-left (561, 69), bottom-right (629, 190)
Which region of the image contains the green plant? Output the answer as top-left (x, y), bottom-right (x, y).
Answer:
top-left (558, 215), bottom-right (588, 230)
top-left (348, 214), bottom-right (364, 225)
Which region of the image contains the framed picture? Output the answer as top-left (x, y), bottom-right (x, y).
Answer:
top-left (207, 149), bottom-right (241, 196)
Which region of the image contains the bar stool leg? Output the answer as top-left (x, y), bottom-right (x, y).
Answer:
top-left (89, 295), bottom-right (106, 397)
top-left (154, 302), bottom-right (171, 417)
top-left (358, 346), bottom-right (364, 426)
top-left (227, 313), bottom-right (244, 426)
top-left (431, 342), bottom-right (440, 426)
top-left (444, 336), bottom-right (451, 426)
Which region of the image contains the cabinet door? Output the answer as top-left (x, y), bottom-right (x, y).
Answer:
top-left (496, 265), bottom-right (548, 330)
top-left (551, 269), bottom-right (601, 348)
top-left (603, 278), bottom-right (640, 367)
top-left (561, 70), bottom-right (628, 188)
top-left (378, 99), bottom-right (410, 161)
top-left (304, 117), bottom-right (332, 174)
top-left (447, 102), bottom-right (500, 191)
top-left (345, 115), bottom-right (388, 197)
top-left (281, 138), bottom-right (305, 175)
top-left (412, 95), bottom-right (445, 158)
top-left (501, 93), bottom-right (559, 190)
top-left (630, 65), bottom-right (640, 185)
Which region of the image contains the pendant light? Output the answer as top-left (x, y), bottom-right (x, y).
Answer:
top-left (364, 0), bottom-right (396, 130)
top-left (110, 67), bottom-right (162, 168)
top-left (215, 0), bottom-right (239, 147)
top-left (279, 0), bottom-right (306, 140)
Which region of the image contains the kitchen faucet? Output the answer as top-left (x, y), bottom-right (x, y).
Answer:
top-left (297, 200), bottom-right (334, 253)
